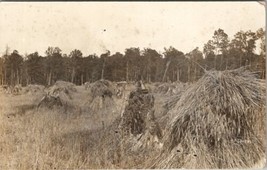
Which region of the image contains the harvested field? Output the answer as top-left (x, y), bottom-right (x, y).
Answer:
top-left (0, 68), bottom-right (265, 169)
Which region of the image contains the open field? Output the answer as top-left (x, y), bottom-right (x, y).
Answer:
top-left (0, 68), bottom-right (266, 169)
top-left (0, 81), bottom-right (138, 169)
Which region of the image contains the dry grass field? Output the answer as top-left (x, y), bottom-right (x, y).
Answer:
top-left (0, 69), bottom-right (266, 169)
top-left (0, 82), bottom-right (137, 169)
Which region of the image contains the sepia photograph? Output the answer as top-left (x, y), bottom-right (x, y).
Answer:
top-left (0, 1), bottom-right (266, 169)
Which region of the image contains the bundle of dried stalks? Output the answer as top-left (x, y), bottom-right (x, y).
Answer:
top-left (0, 85), bottom-right (8, 92)
top-left (153, 68), bottom-right (266, 169)
top-left (38, 94), bottom-right (63, 109)
top-left (47, 81), bottom-right (77, 99)
top-left (4, 85), bottom-right (23, 95)
top-left (86, 80), bottom-right (118, 114)
top-left (119, 84), bottom-right (163, 148)
top-left (119, 89), bottom-right (154, 135)
top-left (89, 80), bottom-right (116, 98)
top-left (23, 84), bottom-right (45, 94)
top-left (38, 81), bottom-right (76, 109)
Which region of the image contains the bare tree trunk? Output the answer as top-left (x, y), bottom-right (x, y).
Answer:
top-left (101, 59), bottom-right (105, 80)
top-left (220, 55), bottom-right (223, 71)
top-left (4, 67), bottom-right (6, 85)
top-left (177, 68), bottom-right (180, 82)
top-left (162, 60), bottom-right (171, 82)
top-left (48, 70), bottom-right (52, 86)
top-left (10, 68), bottom-right (14, 86)
top-left (194, 66), bottom-right (197, 81)
top-left (239, 55), bottom-right (242, 67)
top-left (126, 61), bottom-right (129, 82)
top-left (46, 73), bottom-right (48, 85)
top-left (85, 72), bottom-right (89, 83)
top-left (187, 63), bottom-right (190, 82)
top-left (27, 77), bottom-right (30, 86)
top-left (225, 57), bottom-right (228, 70)
top-left (214, 55), bottom-right (217, 70)
top-left (26, 67), bottom-right (29, 85)
top-left (261, 55), bottom-right (265, 79)
top-left (71, 67), bottom-right (75, 83)
top-left (245, 59), bottom-right (249, 67)
top-left (249, 55), bottom-right (252, 69)
top-left (148, 57), bottom-right (151, 83)
top-left (20, 70), bottom-right (23, 85)
top-left (81, 74), bottom-right (84, 85)
top-left (174, 70), bottom-right (176, 82)
top-left (14, 71), bottom-right (16, 86)
top-left (16, 69), bottom-right (19, 85)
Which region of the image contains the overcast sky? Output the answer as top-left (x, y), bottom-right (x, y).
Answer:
top-left (0, 2), bottom-right (265, 56)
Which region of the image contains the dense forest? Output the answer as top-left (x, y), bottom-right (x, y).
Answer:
top-left (0, 28), bottom-right (265, 86)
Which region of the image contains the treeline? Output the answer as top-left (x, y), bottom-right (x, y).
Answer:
top-left (0, 28), bottom-right (265, 86)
